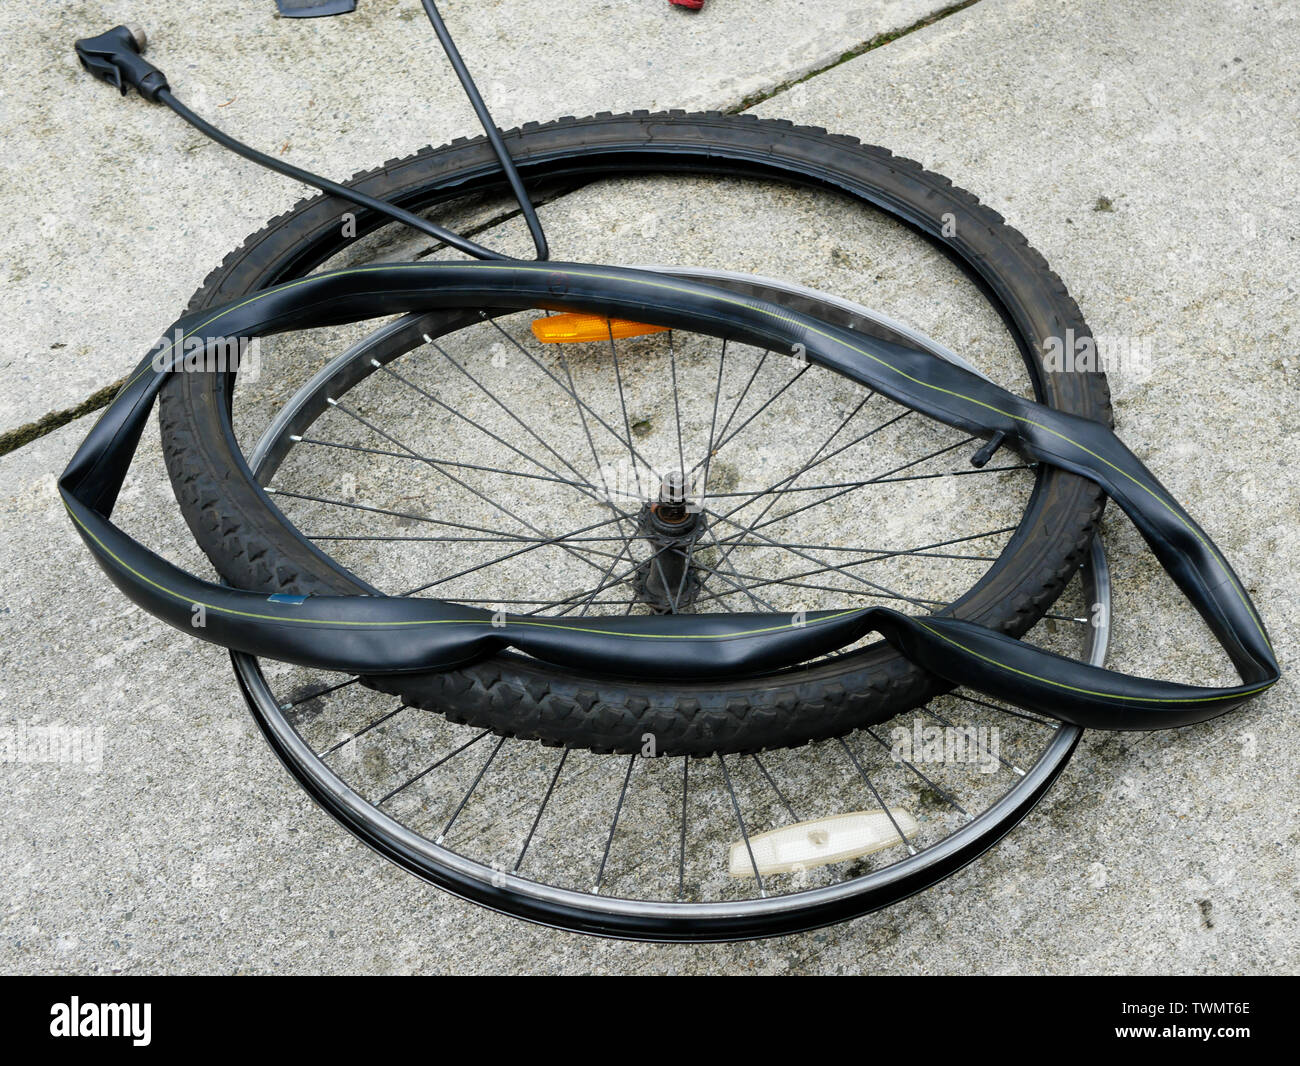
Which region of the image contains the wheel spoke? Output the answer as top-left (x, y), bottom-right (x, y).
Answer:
top-left (373, 358), bottom-right (628, 515)
top-left (270, 488), bottom-right (602, 543)
top-left (701, 390), bottom-right (876, 583)
top-left (950, 691), bottom-right (1058, 729)
top-left (688, 525), bottom-right (780, 611)
top-left (677, 757), bottom-right (689, 902)
top-left (697, 564), bottom-right (947, 609)
top-left (426, 334), bottom-right (606, 498)
top-left (516, 749), bottom-right (569, 873)
top-left (281, 676), bottom-right (359, 709)
top-left (839, 738), bottom-right (916, 855)
top-left (485, 316), bottom-right (660, 481)
top-left (690, 524), bottom-right (1020, 609)
top-left (320, 703), bottom-right (407, 758)
top-left (925, 705), bottom-right (1025, 777)
top-left (436, 735), bottom-right (507, 845)
top-left (289, 435), bottom-right (606, 496)
top-left (668, 330), bottom-right (687, 478)
top-left (861, 726), bottom-right (969, 818)
top-left (533, 536), bottom-right (692, 616)
top-left (749, 753), bottom-right (799, 822)
top-left (594, 755), bottom-right (637, 893)
top-left (736, 435), bottom-right (979, 541)
top-left (702, 462), bottom-right (1034, 501)
top-left (377, 730), bottom-right (491, 807)
top-left (719, 755), bottom-right (765, 896)
top-left (324, 398), bottom-right (621, 576)
top-left (397, 513), bottom-right (630, 597)
top-left (694, 347), bottom-right (769, 478)
top-left (679, 339), bottom-right (730, 602)
top-left (695, 361), bottom-right (810, 468)
top-left (699, 503), bottom-right (936, 611)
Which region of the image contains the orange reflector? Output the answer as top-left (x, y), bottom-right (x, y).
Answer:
top-left (531, 314), bottom-right (670, 344)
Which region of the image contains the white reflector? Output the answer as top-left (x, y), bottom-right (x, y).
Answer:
top-left (728, 809), bottom-right (919, 877)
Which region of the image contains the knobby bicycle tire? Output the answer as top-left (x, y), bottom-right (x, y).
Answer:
top-left (156, 111), bottom-right (1110, 755)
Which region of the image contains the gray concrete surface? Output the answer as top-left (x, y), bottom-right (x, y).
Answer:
top-left (0, 0), bottom-right (955, 432)
top-left (2, 0), bottom-right (1298, 974)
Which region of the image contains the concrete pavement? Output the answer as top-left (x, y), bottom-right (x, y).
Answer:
top-left (1, 0), bottom-right (1296, 974)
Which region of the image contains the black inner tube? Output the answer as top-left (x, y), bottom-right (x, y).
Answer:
top-left (61, 260), bottom-right (1279, 731)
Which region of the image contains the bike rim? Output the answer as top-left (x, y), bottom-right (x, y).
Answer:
top-left (228, 274), bottom-right (1105, 940)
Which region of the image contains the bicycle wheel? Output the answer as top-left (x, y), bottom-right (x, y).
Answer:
top-left (158, 111), bottom-right (1110, 755)
top-left (224, 273), bottom-right (1109, 940)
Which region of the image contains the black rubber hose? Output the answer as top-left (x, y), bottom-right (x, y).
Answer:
top-left (156, 89), bottom-right (510, 261)
top-left (419, 0), bottom-right (549, 259)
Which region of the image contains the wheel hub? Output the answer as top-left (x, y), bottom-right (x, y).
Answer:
top-left (634, 471), bottom-right (707, 613)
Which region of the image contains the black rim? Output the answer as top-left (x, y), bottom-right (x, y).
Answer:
top-left (232, 646), bottom-right (1087, 942)
top-left (221, 277), bottom-right (1105, 941)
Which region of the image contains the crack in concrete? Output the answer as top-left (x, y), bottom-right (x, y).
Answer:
top-left (728, 0), bottom-right (980, 113)
top-left (0, 376), bottom-right (128, 458)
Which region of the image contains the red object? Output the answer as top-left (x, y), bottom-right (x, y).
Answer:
top-left (670, 0), bottom-right (705, 9)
